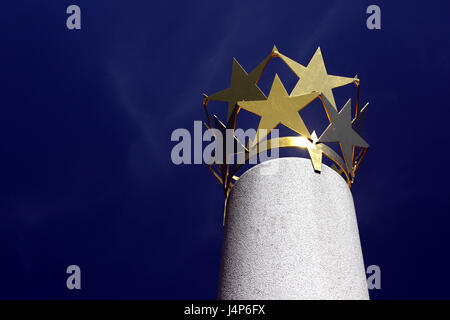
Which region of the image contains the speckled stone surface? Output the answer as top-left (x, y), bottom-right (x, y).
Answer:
top-left (218, 157), bottom-right (369, 300)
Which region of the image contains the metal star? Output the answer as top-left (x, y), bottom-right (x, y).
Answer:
top-left (319, 97), bottom-right (369, 174)
top-left (208, 55), bottom-right (270, 121)
top-left (279, 47), bottom-right (356, 110)
top-left (238, 74), bottom-right (320, 145)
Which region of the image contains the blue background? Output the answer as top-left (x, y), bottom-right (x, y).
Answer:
top-left (1, 0), bottom-right (449, 299)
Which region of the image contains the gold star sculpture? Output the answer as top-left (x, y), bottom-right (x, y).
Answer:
top-left (202, 46), bottom-right (370, 198)
top-left (279, 47), bottom-right (356, 109)
top-left (319, 97), bottom-right (369, 176)
top-left (238, 74), bottom-right (320, 145)
top-left (208, 54), bottom-right (271, 121)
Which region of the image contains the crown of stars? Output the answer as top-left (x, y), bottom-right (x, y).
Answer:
top-left (204, 46), bottom-right (370, 194)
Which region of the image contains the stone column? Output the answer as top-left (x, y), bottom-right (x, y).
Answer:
top-left (218, 157), bottom-right (369, 300)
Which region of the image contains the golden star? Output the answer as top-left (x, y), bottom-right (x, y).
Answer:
top-left (279, 47), bottom-right (356, 110)
top-left (208, 56), bottom-right (270, 121)
top-left (238, 74), bottom-right (320, 145)
top-left (318, 98), bottom-right (369, 175)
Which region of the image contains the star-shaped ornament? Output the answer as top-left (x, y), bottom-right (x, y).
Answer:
top-left (238, 74), bottom-right (320, 146)
top-left (319, 97), bottom-right (369, 175)
top-left (208, 53), bottom-right (273, 121)
top-left (279, 47), bottom-right (356, 110)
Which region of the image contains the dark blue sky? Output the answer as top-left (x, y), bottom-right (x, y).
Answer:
top-left (1, 0), bottom-right (449, 299)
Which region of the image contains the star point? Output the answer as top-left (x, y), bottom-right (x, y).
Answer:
top-left (319, 98), bottom-right (369, 174)
top-left (307, 131), bottom-right (322, 172)
top-left (352, 102), bottom-right (369, 137)
top-left (272, 45), bottom-right (279, 57)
